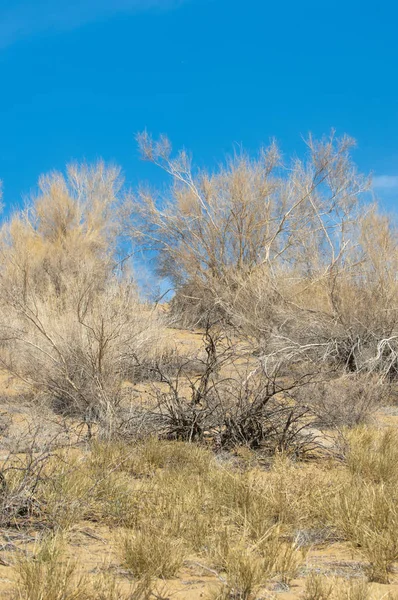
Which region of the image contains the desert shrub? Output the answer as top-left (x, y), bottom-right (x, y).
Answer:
top-left (0, 465), bottom-right (45, 527)
top-left (0, 163), bottom-right (166, 427)
top-left (0, 278), bottom-right (163, 424)
top-left (213, 377), bottom-right (317, 455)
top-left (179, 374), bottom-right (315, 451)
top-left (0, 421), bottom-right (65, 528)
top-left (137, 327), bottom-right (321, 455)
top-left (127, 132), bottom-right (398, 386)
top-left (130, 132), bottom-right (367, 307)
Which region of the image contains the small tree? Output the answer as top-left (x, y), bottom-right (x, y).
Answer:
top-left (126, 132), bottom-right (398, 380)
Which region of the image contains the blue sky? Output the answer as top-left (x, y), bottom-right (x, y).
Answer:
top-left (0, 0), bottom-right (398, 214)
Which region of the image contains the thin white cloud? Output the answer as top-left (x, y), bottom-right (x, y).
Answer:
top-left (373, 175), bottom-right (398, 191)
top-left (0, 0), bottom-right (188, 49)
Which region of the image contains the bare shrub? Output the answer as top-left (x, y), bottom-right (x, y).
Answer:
top-left (227, 208), bottom-right (398, 382)
top-left (129, 325), bottom-right (320, 456)
top-left (129, 132), bottom-right (367, 296)
top-left (212, 373), bottom-right (317, 455)
top-left (169, 281), bottom-right (229, 329)
top-left (0, 277), bottom-right (163, 426)
top-left (0, 419), bottom-right (69, 528)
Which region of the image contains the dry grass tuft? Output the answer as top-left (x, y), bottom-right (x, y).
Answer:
top-left (303, 572), bottom-right (334, 600)
top-left (345, 427), bottom-right (398, 484)
top-left (117, 527), bottom-right (185, 578)
top-left (14, 535), bottom-right (87, 600)
top-left (331, 478), bottom-right (398, 583)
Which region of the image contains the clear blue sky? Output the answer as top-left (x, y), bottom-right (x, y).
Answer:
top-left (1, 0), bottom-right (398, 213)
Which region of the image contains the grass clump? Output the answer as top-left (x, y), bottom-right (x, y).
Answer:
top-left (14, 535), bottom-right (88, 600)
top-left (89, 437), bottom-right (214, 478)
top-left (332, 479), bottom-right (398, 583)
top-left (223, 546), bottom-right (265, 599)
top-left (303, 572), bottom-right (334, 600)
top-left (15, 539), bottom-right (160, 600)
top-left (117, 527), bottom-right (185, 578)
top-left (89, 573), bottom-right (157, 600)
top-left (40, 449), bottom-right (140, 530)
top-left (207, 545), bottom-right (266, 600)
top-left (345, 427), bottom-right (398, 484)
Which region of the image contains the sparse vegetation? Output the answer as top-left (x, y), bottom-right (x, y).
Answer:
top-left (0, 132), bottom-right (397, 597)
